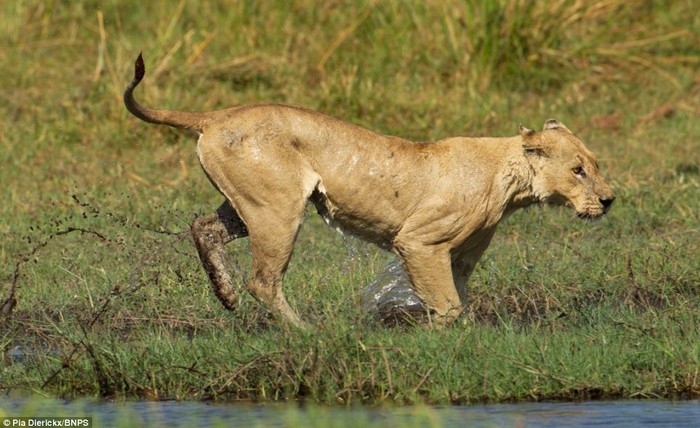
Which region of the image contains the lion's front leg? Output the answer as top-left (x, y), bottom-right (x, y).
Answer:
top-left (451, 258), bottom-right (473, 304)
top-left (451, 233), bottom-right (496, 308)
top-left (394, 241), bottom-right (464, 326)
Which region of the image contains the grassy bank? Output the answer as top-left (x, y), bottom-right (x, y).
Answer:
top-left (1, 0), bottom-right (698, 404)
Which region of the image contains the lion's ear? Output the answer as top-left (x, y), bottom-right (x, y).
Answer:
top-left (519, 124), bottom-right (536, 138)
top-left (543, 119), bottom-right (572, 134)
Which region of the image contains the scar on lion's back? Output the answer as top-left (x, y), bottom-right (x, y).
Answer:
top-left (222, 129), bottom-right (247, 148)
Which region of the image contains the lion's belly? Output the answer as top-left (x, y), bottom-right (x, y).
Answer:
top-left (309, 180), bottom-right (408, 250)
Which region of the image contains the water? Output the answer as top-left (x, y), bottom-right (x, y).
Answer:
top-left (1, 397), bottom-right (698, 427)
top-left (360, 258), bottom-right (425, 319)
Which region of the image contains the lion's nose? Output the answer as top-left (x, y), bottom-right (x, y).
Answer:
top-left (600, 196), bottom-right (615, 211)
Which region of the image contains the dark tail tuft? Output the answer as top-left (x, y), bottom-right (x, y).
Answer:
top-left (134, 52), bottom-right (145, 83)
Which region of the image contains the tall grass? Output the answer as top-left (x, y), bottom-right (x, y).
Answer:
top-left (1, 0), bottom-right (698, 404)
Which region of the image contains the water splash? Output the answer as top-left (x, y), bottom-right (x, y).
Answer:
top-left (360, 258), bottom-right (424, 318)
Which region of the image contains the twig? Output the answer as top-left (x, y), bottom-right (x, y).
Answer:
top-left (2, 227), bottom-right (106, 321)
top-left (412, 367), bottom-right (434, 394)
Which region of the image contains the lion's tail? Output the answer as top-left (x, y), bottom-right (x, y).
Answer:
top-left (123, 53), bottom-right (208, 132)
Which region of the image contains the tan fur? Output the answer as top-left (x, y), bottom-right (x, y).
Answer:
top-left (124, 55), bottom-right (615, 329)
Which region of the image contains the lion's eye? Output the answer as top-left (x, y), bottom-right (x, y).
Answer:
top-left (573, 166), bottom-right (586, 177)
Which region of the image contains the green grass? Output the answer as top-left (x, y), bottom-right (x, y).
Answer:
top-left (1, 0), bottom-right (699, 405)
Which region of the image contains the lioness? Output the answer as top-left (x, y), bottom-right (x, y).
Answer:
top-left (124, 54), bottom-right (614, 329)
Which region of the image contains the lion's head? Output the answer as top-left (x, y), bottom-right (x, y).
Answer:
top-left (520, 120), bottom-right (615, 219)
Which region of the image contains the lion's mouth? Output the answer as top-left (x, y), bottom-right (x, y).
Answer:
top-left (573, 196), bottom-right (615, 220)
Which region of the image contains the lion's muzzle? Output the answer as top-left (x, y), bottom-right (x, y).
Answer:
top-left (600, 196), bottom-right (615, 214)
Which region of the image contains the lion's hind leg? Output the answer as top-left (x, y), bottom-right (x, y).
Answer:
top-left (244, 203), bottom-right (308, 330)
top-left (191, 200), bottom-right (248, 311)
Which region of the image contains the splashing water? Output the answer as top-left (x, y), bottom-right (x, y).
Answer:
top-left (360, 258), bottom-right (425, 320)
